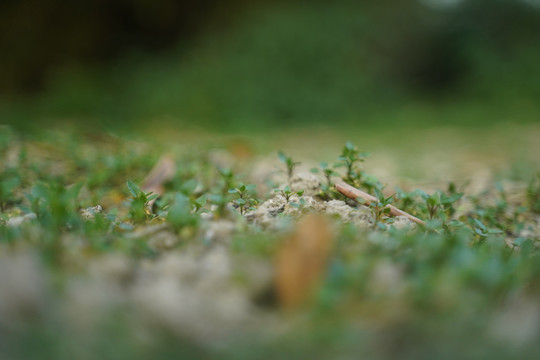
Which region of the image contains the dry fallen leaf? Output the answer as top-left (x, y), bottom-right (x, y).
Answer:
top-left (141, 155), bottom-right (176, 208)
top-left (275, 214), bottom-right (334, 309)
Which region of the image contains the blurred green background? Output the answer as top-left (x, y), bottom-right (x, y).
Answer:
top-left (1, 0), bottom-right (540, 131)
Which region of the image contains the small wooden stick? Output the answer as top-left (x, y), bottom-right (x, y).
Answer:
top-left (335, 182), bottom-right (425, 226)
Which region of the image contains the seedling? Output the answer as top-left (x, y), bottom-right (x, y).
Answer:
top-left (274, 185), bottom-right (304, 203)
top-left (25, 180), bottom-right (84, 229)
top-left (126, 180), bottom-right (158, 223)
top-left (440, 184), bottom-right (464, 217)
top-left (370, 187), bottom-right (394, 229)
top-left (209, 167), bottom-right (236, 218)
top-left (360, 173), bottom-right (383, 194)
top-left (229, 183), bottom-right (258, 215)
top-left (335, 142), bottom-right (368, 186)
top-left (469, 217), bottom-right (503, 240)
top-left (278, 151), bottom-right (300, 183)
top-left (418, 191), bottom-right (443, 220)
top-left (167, 192), bottom-right (199, 231)
top-left (193, 194), bottom-right (207, 213)
top-left (311, 162), bottom-right (339, 198)
top-left (394, 187), bottom-right (418, 213)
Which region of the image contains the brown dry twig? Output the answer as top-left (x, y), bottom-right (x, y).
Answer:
top-left (335, 182), bottom-right (425, 226)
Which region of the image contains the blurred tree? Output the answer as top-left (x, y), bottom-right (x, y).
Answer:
top-left (1, 0), bottom-right (540, 129)
top-left (0, 0), bottom-right (277, 94)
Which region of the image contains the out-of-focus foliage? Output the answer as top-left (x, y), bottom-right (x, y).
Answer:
top-left (0, 0), bottom-right (263, 93)
top-left (1, 0), bottom-right (540, 129)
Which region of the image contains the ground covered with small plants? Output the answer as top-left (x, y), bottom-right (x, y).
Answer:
top-left (1, 125), bottom-right (540, 360)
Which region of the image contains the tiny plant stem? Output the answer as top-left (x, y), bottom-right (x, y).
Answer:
top-left (335, 182), bottom-right (426, 226)
top-left (347, 163), bottom-right (354, 183)
top-left (239, 192), bottom-right (245, 214)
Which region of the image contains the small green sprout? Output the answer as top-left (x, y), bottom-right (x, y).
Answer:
top-left (229, 183), bottom-right (258, 215)
top-left (193, 194), bottom-right (207, 213)
top-left (274, 185), bottom-right (304, 203)
top-left (418, 191), bottom-right (442, 220)
top-left (167, 193), bottom-right (199, 231)
top-left (212, 168), bottom-right (234, 217)
top-left (370, 187), bottom-right (394, 229)
top-left (126, 180), bottom-right (158, 223)
top-left (24, 181), bottom-right (84, 228)
top-left (441, 183), bottom-right (464, 217)
top-left (394, 187), bottom-right (418, 213)
top-left (179, 178), bottom-right (198, 195)
top-left (470, 217), bottom-right (503, 239)
top-left (311, 162), bottom-right (339, 197)
top-left (418, 188), bottom-right (463, 221)
top-left (278, 151), bottom-right (300, 183)
top-left (335, 142), bottom-right (368, 186)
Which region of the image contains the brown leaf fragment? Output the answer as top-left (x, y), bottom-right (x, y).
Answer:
top-left (141, 155), bottom-right (176, 208)
top-left (275, 214), bottom-right (334, 309)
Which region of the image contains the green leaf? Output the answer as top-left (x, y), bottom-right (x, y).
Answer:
top-left (66, 181), bottom-right (84, 202)
top-left (473, 218), bottom-right (487, 231)
top-left (448, 220), bottom-right (464, 227)
top-left (1, 177), bottom-right (20, 195)
top-left (127, 180), bottom-right (142, 197)
top-left (278, 151), bottom-right (288, 164)
top-left (445, 193), bottom-right (464, 204)
top-left (376, 222), bottom-right (387, 230)
top-left (209, 194), bottom-right (224, 204)
top-left (218, 168), bottom-right (233, 178)
top-left (417, 190), bottom-right (429, 200)
top-left (32, 182), bottom-right (49, 199)
top-left (168, 193), bottom-right (198, 229)
top-left (474, 228), bottom-right (487, 237)
top-left (427, 193), bottom-right (440, 206)
top-left (194, 194), bottom-right (207, 209)
top-left (180, 179), bottom-right (198, 194)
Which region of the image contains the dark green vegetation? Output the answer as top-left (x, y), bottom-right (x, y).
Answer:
top-left (2, 0), bottom-right (540, 131)
top-left (1, 127), bottom-right (539, 359)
